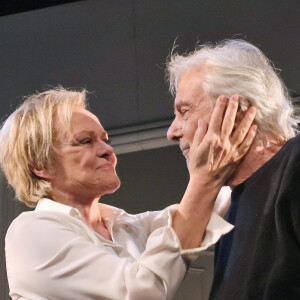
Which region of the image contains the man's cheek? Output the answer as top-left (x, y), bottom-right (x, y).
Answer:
top-left (183, 119), bottom-right (208, 144)
top-left (182, 120), bottom-right (198, 140)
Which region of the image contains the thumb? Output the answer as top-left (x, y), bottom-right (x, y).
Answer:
top-left (193, 120), bottom-right (208, 145)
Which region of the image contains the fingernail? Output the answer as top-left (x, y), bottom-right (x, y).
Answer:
top-left (232, 95), bottom-right (239, 102)
top-left (249, 107), bottom-right (257, 114)
top-left (219, 95), bottom-right (227, 102)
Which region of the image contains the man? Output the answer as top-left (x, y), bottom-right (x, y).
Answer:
top-left (166, 39), bottom-right (300, 299)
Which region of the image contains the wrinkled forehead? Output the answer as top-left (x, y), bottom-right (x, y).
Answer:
top-left (53, 107), bottom-right (104, 140)
top-left (70, 107), bottom-right (101, 128)
top-left (174, 66), bottom-right (210, 108)
top-left (176, 64), bottom-right (210, 91)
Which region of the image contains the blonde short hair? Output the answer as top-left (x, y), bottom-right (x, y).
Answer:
top-left (167, 39), bottom-right (299, 146)
top-left (0, 87), bottom-right (86, 207)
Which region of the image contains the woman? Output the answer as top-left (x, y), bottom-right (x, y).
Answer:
top-left (0, 87), bottom-right (256, 300)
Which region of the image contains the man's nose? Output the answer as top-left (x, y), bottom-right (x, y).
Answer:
top-left (167, 119), bottom-right (182, 141)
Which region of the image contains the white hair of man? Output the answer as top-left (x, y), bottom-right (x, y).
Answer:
top-left (167, 39), bottom-right (299, 146)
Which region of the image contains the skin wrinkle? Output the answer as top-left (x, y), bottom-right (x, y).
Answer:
top-left (40, 107), bottom-right (120, 240)
top-left (168, 65), bottom-right (282, 187)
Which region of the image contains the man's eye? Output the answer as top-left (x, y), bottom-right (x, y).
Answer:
top-left (181, 109), bottom-right (188, 115)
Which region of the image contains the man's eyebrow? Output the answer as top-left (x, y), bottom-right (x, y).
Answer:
top-left (174, 100), bottom-right (191, 110)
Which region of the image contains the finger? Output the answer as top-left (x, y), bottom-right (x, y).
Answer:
top-left (234, 124), bottom-right (257, 161)
top-left (231, 106), bottom-right (257, 145)
top-left (207, 95), bottom-right (227, 134)
top-left (221, 94), bottom-right (239, 139)
top-left (193, 119), bottom-right (208, 145)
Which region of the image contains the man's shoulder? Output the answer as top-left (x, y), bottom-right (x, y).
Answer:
top-left (265, 134), bottom-right (300, 165)
top-left (287, 134), bottom-right (300, 153)
top-left (235, 135), bottom-right (299, 190)
top-left (279, 134), bottom-right (300, 164)
top-left (282, 134), bottom-right (300, 180)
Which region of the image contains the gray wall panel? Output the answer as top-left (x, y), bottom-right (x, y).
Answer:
top-left (0, 0), bottom-right (299, 299)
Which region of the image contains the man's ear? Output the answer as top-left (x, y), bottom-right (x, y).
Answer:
top-left (29, 165), bottom-right (55, 180)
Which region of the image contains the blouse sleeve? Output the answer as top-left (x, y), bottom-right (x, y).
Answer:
top-left (135, 204), bottom-right (234, 262)
top-left (6, 206), bottom-right (233, 300)
top-left (6, 211), bottom-right (182, 300)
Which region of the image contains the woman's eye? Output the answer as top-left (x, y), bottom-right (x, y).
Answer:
top-left (104, 138), bottom-right (111, 145)
top-left (79, 138), bottom-right (92, 144)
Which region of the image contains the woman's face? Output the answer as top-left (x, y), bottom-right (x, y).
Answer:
top-left (50, 107), bottom-right (120, 200)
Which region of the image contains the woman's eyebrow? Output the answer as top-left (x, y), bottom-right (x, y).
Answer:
top-left (101, 130), bottom-right (108, 138)
top-left (72, 131), bottom-right (91, 138)
top-left (71, 130), bottom-right (108, 140)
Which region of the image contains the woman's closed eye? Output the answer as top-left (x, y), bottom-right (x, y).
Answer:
top-left (103, 138), bottom-right (111, 145)
top-left (78, 138), bottom-right (92, 144)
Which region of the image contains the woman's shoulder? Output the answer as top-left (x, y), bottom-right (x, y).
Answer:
top-left (7, 210), bottom-right (43, 233)
top-left (6, 208), bottom-right (77, 245)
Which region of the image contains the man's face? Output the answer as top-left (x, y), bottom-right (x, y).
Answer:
top-left (167, 66), bottom-right (214, 161)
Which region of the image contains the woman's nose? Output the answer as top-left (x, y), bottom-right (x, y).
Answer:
top-left (97, 140), bottom-right (114, 158)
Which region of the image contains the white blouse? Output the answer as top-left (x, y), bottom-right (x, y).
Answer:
top-left (6, 196), bottom-right (233, 300)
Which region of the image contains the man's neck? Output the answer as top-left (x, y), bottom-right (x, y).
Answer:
top-left (229, 139), bottom-right (285, 188)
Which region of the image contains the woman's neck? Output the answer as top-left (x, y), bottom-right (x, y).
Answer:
top-left (50, 190), bottom-right (112, 241)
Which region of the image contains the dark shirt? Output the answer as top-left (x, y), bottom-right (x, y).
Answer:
top-left (209, 135), bottom-right (300, 300)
